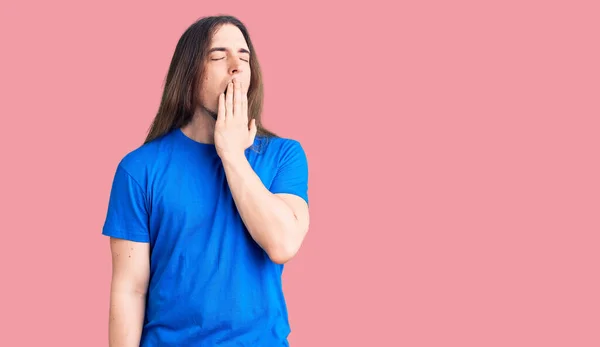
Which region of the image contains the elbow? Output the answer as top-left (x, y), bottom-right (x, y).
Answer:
top-left (266, 238), bottom-right (301, 265)
top-left (263, 218), bottom-right (309, 265)
top-left (267, 243), bottom-right (298, 264)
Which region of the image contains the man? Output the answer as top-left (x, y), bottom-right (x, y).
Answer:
top-left (102, 15), bottom-right (310, 346)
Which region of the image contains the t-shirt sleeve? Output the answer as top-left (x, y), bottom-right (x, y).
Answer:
top-left (102, 164), bottom-right (150, 243)
top-left (269, 140), bottom-right (309, 205)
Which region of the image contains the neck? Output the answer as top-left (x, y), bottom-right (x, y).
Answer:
top-left (181, 107), bottom-right (216, 144)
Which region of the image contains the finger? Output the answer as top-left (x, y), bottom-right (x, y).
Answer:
top-left (225, 81), bottom-right (234, 121)
top-left (242, 86), bottom-right (248, 124)
top-left (216, 92), bottom-right (226, 126)
top-left (234, 79), bottom-right (243, 120)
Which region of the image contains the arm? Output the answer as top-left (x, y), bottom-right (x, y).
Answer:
top-left (108, 238), bottom-right (150, 347)
top-left (102, 163), bottom-right (152, 346)
top-left (221, 150), bottom-right (310, 264)
top-left (215, 79), bottom-right (310, 264)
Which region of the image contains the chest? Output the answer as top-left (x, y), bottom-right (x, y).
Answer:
top-left (146, 153), bottom-right (278, 241)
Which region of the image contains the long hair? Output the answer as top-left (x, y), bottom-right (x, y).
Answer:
top-left (144, 15), bottom-right (277, 144)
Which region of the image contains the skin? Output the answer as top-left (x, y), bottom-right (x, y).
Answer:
top-left (182, 23), bottom-right (252, 146)
top-left (216, 77), bottom-right (310, 264)
top-left (183, 23), bottom-right (310, 263)
top-left (108, 238), bottom-right (149, 347)
top-left (108, 23), bottom-right (309, 346)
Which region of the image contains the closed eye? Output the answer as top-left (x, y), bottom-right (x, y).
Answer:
top-left (211, 57), bottom-right (249, 62)
top-left (208, 47), bottom-right (251, 62)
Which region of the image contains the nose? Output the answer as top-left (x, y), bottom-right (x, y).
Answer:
top-left (228, 58), bottom-right (244, 75)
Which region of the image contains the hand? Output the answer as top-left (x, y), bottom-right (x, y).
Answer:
top-left (214, 79), bottom-right (257, 160)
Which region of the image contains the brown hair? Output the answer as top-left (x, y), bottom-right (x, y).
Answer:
top-left (144, 15), bottom-right (277, 144)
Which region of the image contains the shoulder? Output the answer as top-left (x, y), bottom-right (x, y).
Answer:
top-left (113, 130), bottom-right (176, 184)
top-left (251, 136), bottom-right (308, 165)
top-left (256, 135), bottom-right (310, 204)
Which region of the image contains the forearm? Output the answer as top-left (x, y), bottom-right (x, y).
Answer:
top-left (221, 153), bottom-right (301, 263)
top-left (108, 289), bottom-right (146, 347)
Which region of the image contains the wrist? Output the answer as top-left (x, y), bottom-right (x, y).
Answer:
top-left (219, 150), bottom-right (247, 167)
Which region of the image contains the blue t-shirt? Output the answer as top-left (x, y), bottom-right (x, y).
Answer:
top-left (102, 128), bottom-right (309, 346)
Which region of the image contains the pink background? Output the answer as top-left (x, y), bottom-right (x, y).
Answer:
top-left (1, 0), bottom-right (599, 346)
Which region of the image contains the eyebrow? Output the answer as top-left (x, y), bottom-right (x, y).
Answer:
top-left (208, 47), bottom-right (251, 54)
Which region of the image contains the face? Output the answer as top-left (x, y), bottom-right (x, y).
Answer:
top-left (198, 24), bottom-right (252, 118)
